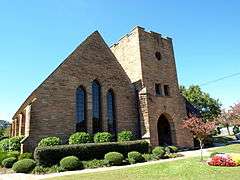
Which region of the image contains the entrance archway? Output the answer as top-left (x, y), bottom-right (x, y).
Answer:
top-left (157, 114), bottom-right (172, 146)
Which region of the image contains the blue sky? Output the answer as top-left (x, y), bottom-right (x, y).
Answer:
top-left (0, 1), bottom-right (240, 121)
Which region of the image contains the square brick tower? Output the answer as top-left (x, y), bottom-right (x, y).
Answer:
top-left (111, 26), bottom-right (193, 147)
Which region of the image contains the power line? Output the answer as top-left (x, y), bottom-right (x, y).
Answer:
top-left (200, 72), bottom-right (240, 86)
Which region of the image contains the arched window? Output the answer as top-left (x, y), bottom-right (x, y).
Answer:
top-left (92, 80), bottom-right (101, 133)
top-left (76, 86), bottom-right (86, 132)
top-left (107, 89), bottom-right (116, 138)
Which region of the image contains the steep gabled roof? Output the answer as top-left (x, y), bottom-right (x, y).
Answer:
top-left (12, 31), bottom-right (117, 119)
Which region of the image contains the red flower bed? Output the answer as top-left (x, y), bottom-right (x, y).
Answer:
top-left (208, 154), bottom-right (237, 167)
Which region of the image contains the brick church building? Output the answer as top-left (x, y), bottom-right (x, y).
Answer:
top-left (10, 27), bottom-right (194, 152)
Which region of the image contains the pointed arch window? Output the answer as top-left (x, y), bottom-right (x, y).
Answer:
top-left (92, 80), bottom-right (102, 133)
top-left (107, 89), bottom-right (116, 138)
top-left (76, 86), bottom-right (87, 132)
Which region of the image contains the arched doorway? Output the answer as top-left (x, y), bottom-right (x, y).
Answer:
top-left (157, 114), bottom-right (172, 146)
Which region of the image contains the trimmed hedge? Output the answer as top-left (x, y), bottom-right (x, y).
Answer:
top-left (34, 140), bottom-right (149, 166)
top-left (69, 132), bottom-right (93, 144)
top-left (0, 151), bottom-right (8, 165)
top-left (104, 152), bottom-right (124, 166)
top-left (12, 159), bottom-right (36, 173)
top-left (152, 146), bottom-right (165, 159)
top-left (38, 136), bottom-right (61, 147)
top-left (127, 151), bottom-right (144, 164)
top-left (60, 156), bottom-right (83, 171)
top-left (94, 132), bottom-right (112, 143)
top-left (2, 157), bottom-right (17, 168)
top-left (117, 131), bottom-right (135, 142)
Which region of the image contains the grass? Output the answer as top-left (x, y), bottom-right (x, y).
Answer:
top-left (210, 144), bottom-right (240, 153)
top-left (46, 157), bottom-right (240, 180)
top-left (46, 144), bottom-right (240, 180)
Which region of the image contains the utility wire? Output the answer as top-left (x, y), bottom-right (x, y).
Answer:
top-left (200, 72), bottom-right (240, 86)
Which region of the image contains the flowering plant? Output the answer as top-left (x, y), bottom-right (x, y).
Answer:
top-left (208, 153), bottom-right (238, 167)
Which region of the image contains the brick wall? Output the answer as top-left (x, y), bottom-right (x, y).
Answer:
top-left (17, 31), bottom-right (139, 152)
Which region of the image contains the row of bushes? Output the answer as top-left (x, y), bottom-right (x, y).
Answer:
top-left (1, 145), bottom-right (178, 174)
top-left (32, 145), bottom-right (178, 173)
top-left (0, 151), bottom-right (33, 168)
top-left (38, 131), bottom-right (135, 147)
top-left (0, 136), bottom-right (23, 152)
top-left (0, 150), bottom-right (32, 165)
top-left (34, 140), bottom-right (149, 166)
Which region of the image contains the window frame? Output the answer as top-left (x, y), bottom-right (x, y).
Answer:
top-left (164, 85), bottom-right (170, 96)
top-left (107, 89), bottom-right (116, 139)
top-left (92, 80), bottom-right (102, 134)
top-left (155, 83), bottom-right (163, 96)
top-left (76, 86), bottom-right (87, 132)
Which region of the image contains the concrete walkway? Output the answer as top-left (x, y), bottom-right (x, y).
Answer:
top-left (0, 148), bottom-right (213, 180)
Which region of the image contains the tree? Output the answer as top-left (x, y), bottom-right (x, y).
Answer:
top-left (215, 109), bottom-right (232, 135)
top-left (0, 120), bottom-right (10, 130)
top-left (180, 85), bottom-right (221, 121)
top-left (230, 102), bottom-right (240, 125)
top-left (0, 120), bottom-right (10, 138)
top-left (182, 116), bottom-right (216, 161)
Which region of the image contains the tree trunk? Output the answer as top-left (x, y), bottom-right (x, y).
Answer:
top-left (226, 124), bottom-right (231, 135)
top-left (199, 139), bottom-right (204, 162)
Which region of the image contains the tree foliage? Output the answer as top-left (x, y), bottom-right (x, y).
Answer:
top-left (0, 120), bottom-right (10, 139)
top-left (215, 102), bottom-right (240, 135)
top-left (180, 85), bottom-right (221, 121)
top-left (230, 102), bottom-right (240, 125)
top-left (182, 116), bottom-right (216, 161)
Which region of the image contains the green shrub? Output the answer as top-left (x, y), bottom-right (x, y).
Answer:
top-left (38, 136), bottom-right (61, 147)
top-left (165, 146), bottom-right (178, 154)
top-left (165, 153), bottom-right (177, 158)
top-left (210, 152), bottom-right (221, 158)
top-left (32, 165), bottom-right (65, 174)
top-left (0, 138), bottom-right (9, 152)
top-left (104, 152), bottom-right (124, 166)
top-left (2, 157), bottom-right (17, 168)
top-left (7, 151), bottom-right (20, 159)
top-left (0, 136), bottom-right (24, 152)
top-left (60, 156), bottom-right (83, 171)
top-left (47, 165), bottom-right (65, 173)
top-left (32, 165), bottom-right (49, 174)
top-left (152, 146), bottom-right (165, 159)
top-left (69, 132), bottom-right (92, 144)
top-left (34, 140), bottom-right (149, 166)
top-left (233, 126), bottom-right (240, 135)
top-left (117, 131), bottom-right (135, 142)
top-left (0, 151), bottom-right (8, 165)
top-left (164, 146), bottom-right (171, 154)
top-left (94, 132), bottom-right (112, 143)
top-left (9, 136), bottom-right (24, 151)
top-left (142, 153), bottom-right (155, 162)
top-left (19, 153), bottom-right (33, 160)
top-left (127, 151), bottom-right (144, 164)
top-left (82, 159), bottom-right (107, 169)
top-left (168, 146), bottom-right (178, 153)
top-left (12, 159), bottom-right (36, 173)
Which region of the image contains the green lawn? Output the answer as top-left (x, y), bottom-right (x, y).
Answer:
top-left (210, 144), bottom-right (240, 153)
top-left (46, 144), bottom-right (240, 180)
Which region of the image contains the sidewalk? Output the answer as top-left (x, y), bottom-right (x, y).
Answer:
top-left (0, 148), bottom-right (213, 180)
